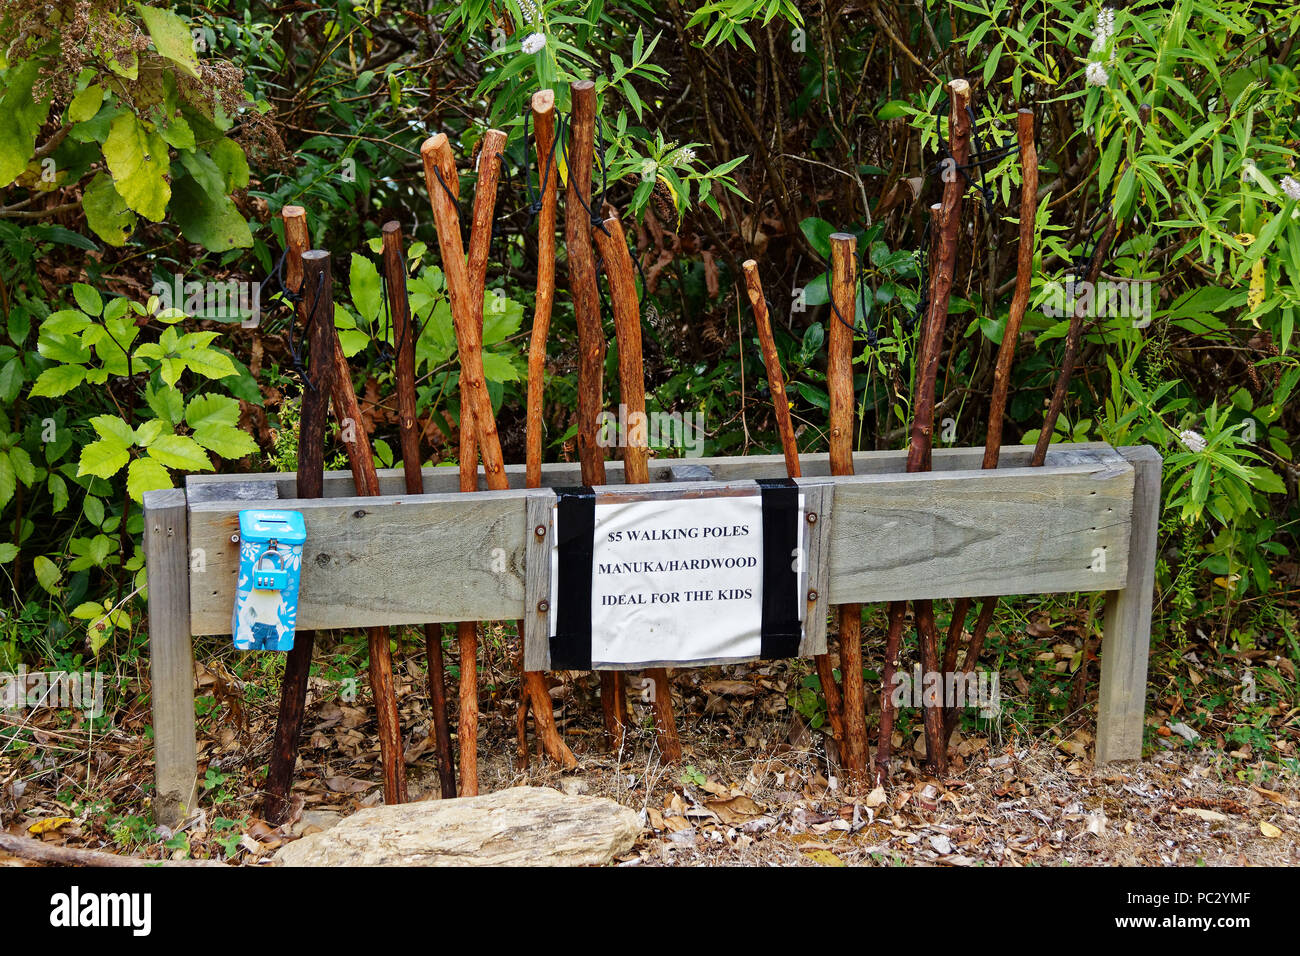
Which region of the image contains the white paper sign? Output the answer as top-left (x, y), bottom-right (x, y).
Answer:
top-left (551, 491), bottom-right (804, 667)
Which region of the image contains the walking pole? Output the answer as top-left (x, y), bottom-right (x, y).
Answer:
top-left (519, 89), bottom-right (579, 770)
top-left (877, 78), bottom-right (971, 780)
top-left (742, 261), bottom-right (846, 747)
top-left (263, 246), bottom-right (336, 823)
top-left (383, 219), bottom-right (457, 797)
top-left (594, 213), bottom-right (682, 762)
top-left (566, 79), bottom-right (627, 749)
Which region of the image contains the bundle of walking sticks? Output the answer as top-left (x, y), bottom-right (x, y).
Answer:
top-left (258, 77), bottom-right (1120, 822)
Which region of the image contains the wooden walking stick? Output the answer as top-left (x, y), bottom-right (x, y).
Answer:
top-left (742, 261), bottom-right (847, 746)
top-left (517, 90), bottom-right (579, 770)
top-left (876, 78), bottom-right (972, 780)
top-left (263, 248), bottom-right (336, 824)
top-left (594, 213), bottom-right (681, 762)
top-left (941, 109), bottom-right (1038, 738)
top-left (422, 129), bottom-right (517, 794)
top-left (566, 78), bottom-right (627, 748)
top-left (383, 220), bottom-right (457, 798)
top-left (944, 108), bottom-right (1131, 740)
top-left (277, 208), bottom-right (407, 806)
top-left (827, 233), bottom-right (871, 785)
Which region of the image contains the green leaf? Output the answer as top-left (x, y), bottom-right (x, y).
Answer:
top-left (192, 423), bottom-right (257, 459)
top-left (73, 283), bottom-right (103, 316)
top-left (169, 173), bottom-right (251, 252)
top-left (68, 84), bottom-right (104, 123)
top-left (78, 437), bottom-right (131, 479)
top-left (82, 172), bottom-right (137, 246)
top-left (29, 364), bottom-right (86, 398)
top-left (161, 114), bottom-right (195, 150)
top-left (184, 393), bottom-right (241, 429)
top-left (126, 456), bottom-right (173, 502)
top-left (481, 350), bottom-right (519, 384)
top-left (90, 414), bottom-right (135, 446)
top-left (350, 254), bottom-right (383, 323)
top-left (211, 137), bottom-right (250, 190)
top-left (136, 3), bottom-right (201, 79)
top-left (876, 100), bottom-right (910, 121)
top-left (7, 446), bottom-right (34, 486)
top-left (103, 112), bottom-right (171, 221)
top-left (0, 357), bottom-right (23, 403)
top-left (0, 543), bottom-right (18, 564)
top-left (33, 555), bottom-right (61, 595)
top-left (146, 434), bottom-right (213, 471)
top-left (179, 149), bottom-right (226, 199)
top-left (0, 455), bottom-right (12, 508)
top-left (0, 59), bottom-right (52, 187)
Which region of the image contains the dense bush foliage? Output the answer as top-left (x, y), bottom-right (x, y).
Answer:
top-left (0, 0), bottom-right (1296, 685)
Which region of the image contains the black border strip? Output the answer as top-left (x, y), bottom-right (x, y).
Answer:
top-left (757, 478), bottom-right (803, 659)
top-left (550, 485), bottom-right (595, 670)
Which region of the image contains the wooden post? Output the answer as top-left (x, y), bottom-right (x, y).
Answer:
top-left (264, 249), bottom-right (336, 824)
top-left (518, 90), bottom-right (579, 770)
top-left (145, 488), bottom-right (197, 828)
top-left (827, 233), bottom-right (870, 785)
top-left (595, 213), bottom-right (681, 763)
top-left (384, 220), bottom-right (457, 798)
top-left (1096, 445), bottom-right (1160, 763)
top-left (282, 208), bottom-right (406, 805)
top-left (566, 78), bottom-right (626, 747)
top-left (742, 260), bottom-right (846, 746)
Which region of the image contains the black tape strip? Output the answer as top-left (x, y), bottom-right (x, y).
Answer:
top-left (550, 486), bottom-right (595, 670)
top-left (757, 478), bottom-right (802, 659)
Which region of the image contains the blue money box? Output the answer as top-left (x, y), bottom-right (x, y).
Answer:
top-left (232, 510), bottom-right (306, 652)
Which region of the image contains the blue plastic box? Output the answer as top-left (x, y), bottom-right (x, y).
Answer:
top-left (232, 510), bottom-right (306, 651)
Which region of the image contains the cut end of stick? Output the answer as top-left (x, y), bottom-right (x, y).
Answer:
top-left (829, 232), bottom-right (857, 243)
top-left (381, 220), bottom-right (401, 236)
top-left (571, 79), bottom-right (595, 94)
top-left (302, 249), bottom-right (330, 263)
top-left (949, 77), bottom-right (971, 95)
top-left (282, 205), bottom-right (306, 222)
top-left (532, 89), bottom-right (555, 113)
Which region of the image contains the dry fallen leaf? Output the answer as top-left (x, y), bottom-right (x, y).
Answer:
top-left (865, 786), bottom-right (887, 808)
top-left (707, 795), bottom-right (764, 825)
top-left (804, 849), bottom-right (845, 867)
top-left (1259, 821), bottom-right (1283, 838)
top-left (28, 817), bottom-right (73, 835)
top-left (1179, 807), bottom-right (1229, 823)
top-left (323, 776), bottom-right (375, 793)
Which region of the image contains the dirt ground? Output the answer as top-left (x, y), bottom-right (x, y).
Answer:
top-left (4, 638), bottom-right (1295, 867)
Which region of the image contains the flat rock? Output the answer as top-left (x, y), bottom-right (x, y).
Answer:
top-left (275, 786), bottom-right (641, 867)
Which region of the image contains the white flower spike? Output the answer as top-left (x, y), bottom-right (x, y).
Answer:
top-left (522, 32), bottom-right (546, 55)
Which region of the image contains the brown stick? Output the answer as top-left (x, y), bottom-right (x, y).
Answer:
top-left (595, 213), bottom-right (681, 763)
top-left (877, 77), bottom-right (972, 781)
top-left (0, 832), bottom-right (227, 867)
top-left (384, 220), bottom-right (457, 798)
top-left (263, 248), bottom-right (335, 824)
top-left (942, 109), bottom-right (1038, 739)
top-left (280, 209), bottom-right (406, 805)
top-left (566, 78), bottom-right (626, 747)
top-left (422, 132), bottom-right (515, 794)
top-left (513, 91), bottom-right (578, 771)
top-left (741, 260), bottom-right (846, 746)
top-left (827, 233), bottom-right (870, 786)
top-left (526, 89), bottom-right (560, 491)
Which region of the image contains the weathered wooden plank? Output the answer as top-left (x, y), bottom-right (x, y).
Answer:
top-left (1096, 445), bottom-right (1162, 763)
top-left (523, 492), bottom-right (555, 671)
top-left (186, 442), bottom-right (1121, 498)
top-left (825, 454), bottom-right (1134, 603)
top-left (797, 481), bottom-right (833, 658)
top-left (188, 448), bottom-right (1135, 635)
top-left (144, 488), bottom-right (198, 828)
